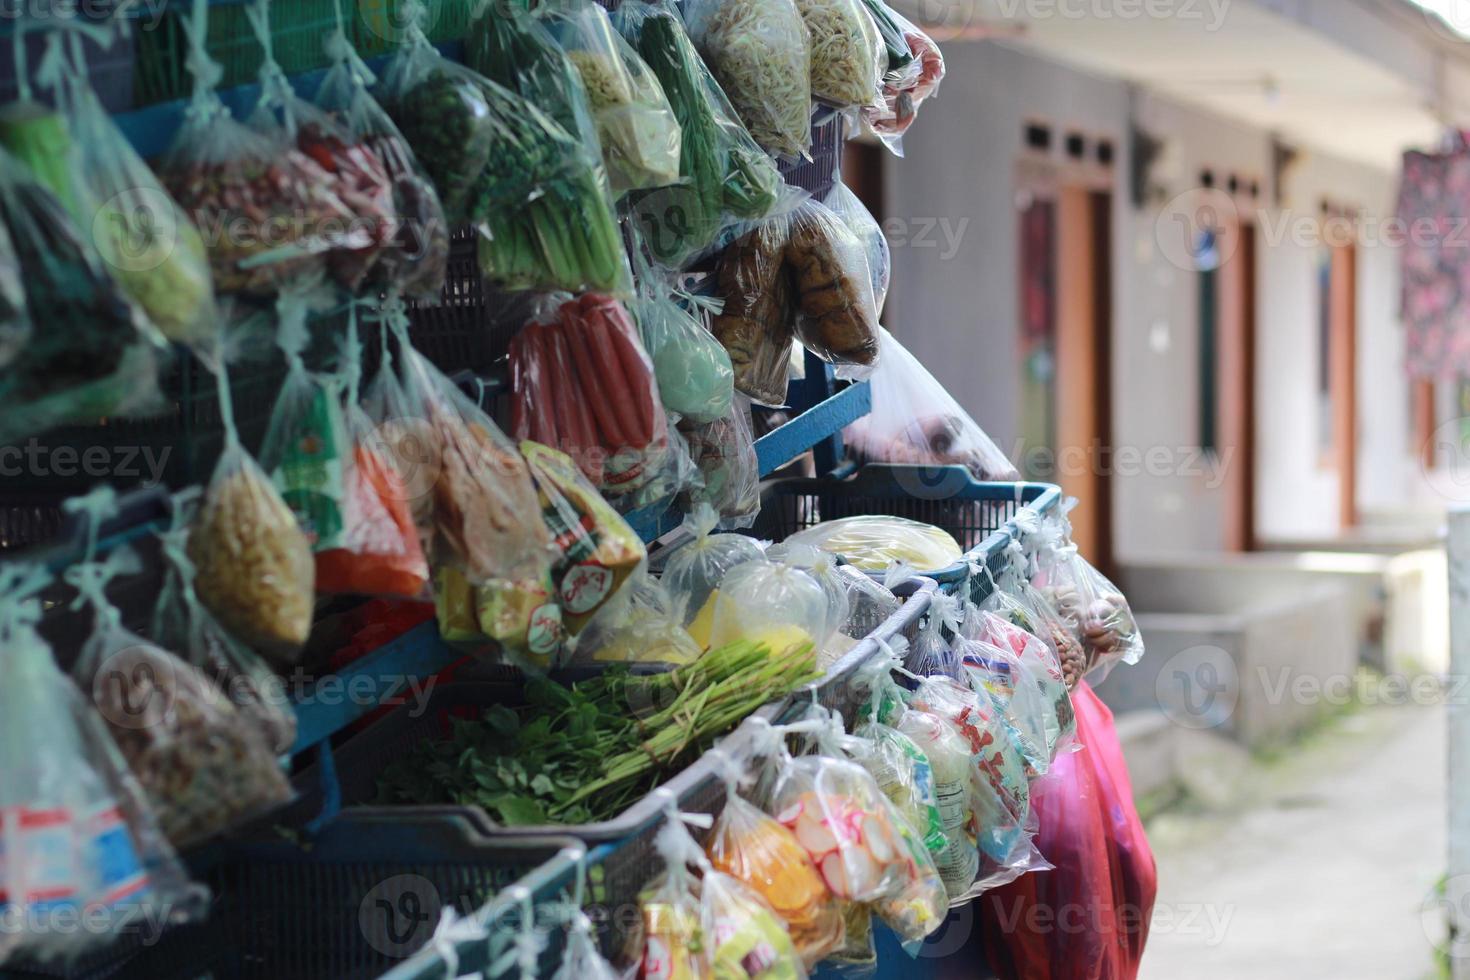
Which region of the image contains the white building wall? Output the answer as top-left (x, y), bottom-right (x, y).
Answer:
top-left (883, 39), bottom-right (1413, 559)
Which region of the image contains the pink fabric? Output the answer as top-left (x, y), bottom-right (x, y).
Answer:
top-left (978, 683), bottom-right (1158, 980)
top-left (1399, 144), bottom-right (1470, 378)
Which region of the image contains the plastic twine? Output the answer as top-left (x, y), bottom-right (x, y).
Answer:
top-left (180, 0), bottom-right (227, 124)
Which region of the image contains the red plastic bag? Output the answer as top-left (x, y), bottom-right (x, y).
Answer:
top-left (977, 683), bottom-right (1157, 980)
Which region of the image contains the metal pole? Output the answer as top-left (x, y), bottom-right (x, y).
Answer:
top-left (1448, 506), bottom-right (1470, 979)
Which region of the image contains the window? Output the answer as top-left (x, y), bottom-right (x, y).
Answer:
top-left (1196, 229), bottom-right (1220, 455)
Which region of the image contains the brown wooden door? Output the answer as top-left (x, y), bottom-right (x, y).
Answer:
top-left (1218, 221), bottom-right (1257, 551)
top-left (1329, 243), bottom-right (1358, 528)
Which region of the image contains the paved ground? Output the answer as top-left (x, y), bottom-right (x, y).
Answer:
top-left (1138, 701), bottom-right (1447, 980)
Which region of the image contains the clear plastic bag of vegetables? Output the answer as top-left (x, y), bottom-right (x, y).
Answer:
top-left (710, 215), bottom-right (796, 406)
top-left (318, 313), bottom-right (430, 599)
top-left (540, 0), bottom-right (682, 196)
top-left (632, 244), bottom-right (734, 425)
top-left (761, 543), bottom-right (852, 664)
top-left (0, 141), bottom-right (160, 446)
top-left (705, 748), bottom-right (846, 967)
top-left (188, 344), bottom-right (315, 666)
top-left (389, 308), bottom-right (555, 586)
top-left (572, 566), bottom-right (701, 664)
top-left (793, 0), bottom-right (884, 109)
top-left (709, 552), bottom-right (833, 653)
top-left (681, 395), bottom-right (761, 530)
top-left (683, 0), bottom-right (813, 159)
top-left (159, 0), bottom-right (361, 295)
top-left (786, 515), bottom-right (962, 576)
top-left (244, 0), bottom-right (396, 294)
top-left (152, 505), bottom-right (297, 756)
top-left (315, 24), bottom-right (450, 299)
top-left (66, 544), bottom-right (293, 850)
top-left (378, 4), bottom-right (628, 294)
top-left (615, 0), bottom-right (791, 267)
top-left (845, 328), bottom-right (1019, 479)
top-left (0, 564), bottom-right (207, 969)
top-left (1032, 505), bottom-right (1144, 683)
top-left (659, 503), bottom-right (765, 632)
top-left (859, 1), bottom-right (944, 155)
top-left (509, 292), bottom-right (672, 497)
top-left (824, 182), bottom-right (889, 317)
top-left (53, 33), bottom-right (217, 351)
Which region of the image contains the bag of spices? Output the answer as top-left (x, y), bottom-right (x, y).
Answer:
top-left (315, 23), bottom-right (449, 299)
top-left (705, 751), bottom-right (846, 967)
top-left (509, 293), bottom-right (672, 497)
top-left (66, 545), bottom-right (292, 850)
top-left (542, 0), bottom-right (682, 196)
top-left (681, 395), bottom-right (761, 530)
top-left (52, 33), bottom-right (217, 351)
top-left (152, 511), bottom-right (297, 756)
top-left (683, 0), bottom-right (813, 159)
top-left (615, 0), bottom-right (789, 267)
top-left (391, 309), bottom-right (555, 587)
top-left (660, 504), bottom-right (765, 632)
top-left (188, 346), bottom-right (315, 666)
top-left (159, 0), bottom-right (361, 295)
top-left (0, 564), bottom-right (207, 969)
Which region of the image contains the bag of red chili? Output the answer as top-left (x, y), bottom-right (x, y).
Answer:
top-left (508, 293), bottom-right (670, 501)
top-left (244, 0), bottom-right (398, 293)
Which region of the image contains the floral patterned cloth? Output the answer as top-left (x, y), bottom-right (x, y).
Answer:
top-left (1399, 143), bottom-right (1470, 378)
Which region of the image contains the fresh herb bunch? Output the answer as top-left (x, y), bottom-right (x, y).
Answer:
top-left (376, 638), bottom-right (821, 825)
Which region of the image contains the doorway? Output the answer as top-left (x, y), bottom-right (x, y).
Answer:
top-left (1217, 221), bottom-right (1257, 551)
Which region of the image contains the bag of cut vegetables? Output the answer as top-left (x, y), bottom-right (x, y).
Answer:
top-left (160, 0), bottom-right (360, 295)
top-left (315, 14), bottom-right (449, 299)
top-left (857, 0), bottom-right (944, 156)
top-left (615, 0), bottom-right (791, 267)
top-left (65, 537), bottom-right (292, 851)
top-left (660, 504), bottom-right (765, 636)
top-left (572, 567), bottom-right (702, 664)
top-left (709, 553), bottom-right (834, 655)
top-left (683, 0), bottom-right (813, 159)
top-left (761, 544), bottom-right (853, 667)
top-left (51, 32), bottom-right (217, 351)
top-left (420, 0), bottom-right (629, 295)
top-left (508, 292), bottom-right (672, 499)
top-left (793, 0), bottom-right (884, 110)
top-left (188, 324), bottom-right (315, 666)
top-left (641, 808), bottom-right (808, 980)
top-left (540, 0), bottom-right (682, 196)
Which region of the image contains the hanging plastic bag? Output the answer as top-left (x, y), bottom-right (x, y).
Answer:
top-left (683, 0), bottom-right (813, 158)
top-left (315, 20), bottom-right (449, 299)
top-left (573, 567), bottom-right (702, 663)
top-left (639, 815), bottom-right (712, 980)
top-left (702, 860), bottom-right (809, 980)
top-left (160, 0), bottom-right (360, 294)
top-left (360, 318), bottom-right (437, 556)
top-left (152, 511), bottom-right (297, 756)
top-left (188, 351), bottom-right (315, 665)
top-left (784, 198), bottom-right (883, 370)
top-left (67, 546), bottom-right (292, 850)
top-left (847, 715), bottom-right (947, 868)
top-left (709, 554), bottom-right (833, 653)
top-left (377, 3), bottom-right (628, 294)
top-left (317, 314), bottom-right (431, 599)
top-left (682, 395), bottom-right (761, 529)
top-left (983, 548), bottom-right (1088, 693)
top-left (509, 293), bottom-right (672, 496)
top-left (893, 708), bottom-right (979, 900)
top-left (859, 3), bottom-right (943, 155)
top-left (0, 565), bottom-right (207, 969)
top-left (1033, 507), bottom-right (1144, 682)
top-left (541, 0), bottom-right (682, 196)
top-left (391, 310), bottom-right (555, 586)
top-left (632, 245), bottom-right (735, 425)
top-left (955, 624), bottom-right (1052, 778)
top-left (553, 911), bottom-right (621, 980)
top-left (967, 578), bottom-right (1076, 760)
top-left (844, 328), bottom-right (1020, 480)
top-left (258, 294), bottom-right (352, 555)
top-left (244, 0), bottom-right (396, 294)
top-left (710, 217), bottom-right (796, 407)
top-left (785, 514), bottom-right (962, 574)
top-left (824, 182), bottom-right (889, 316)
top-left (902, 592), bottom-right (963, 680)
top-left (793, 0), bottom-right (884, 109)
top-left (761, 543), bottom-right (853, 665)
top-left (616, 0), bottom-right (790, 267)
top-left (977, 683), bottom-right (1158, 980)
top-left (660, 504), bottom-right (765, 631)
top-left (54, 33), bottom-right (216, 350)
top-left (706, 752), bottom-right (846, 967)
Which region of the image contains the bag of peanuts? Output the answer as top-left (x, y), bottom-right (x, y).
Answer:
top-left (66, 546), bottom-right (292, 850)
top-left (188, 345), bottom-right (315, 666)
